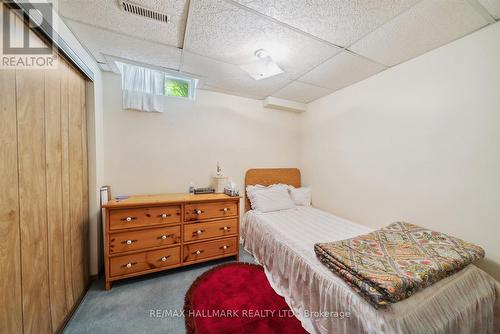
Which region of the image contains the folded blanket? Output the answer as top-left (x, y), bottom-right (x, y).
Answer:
top-left (314, 222), bottom-right (485, 308)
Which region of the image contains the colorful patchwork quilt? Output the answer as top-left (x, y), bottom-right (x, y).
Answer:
top-left (314, 222), bottom-right (485, 308)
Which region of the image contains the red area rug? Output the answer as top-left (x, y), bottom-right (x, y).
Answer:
top-left (184, 263), bottom-right (307, 334)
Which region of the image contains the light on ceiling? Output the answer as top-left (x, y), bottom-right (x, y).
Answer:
top-left (240, 49), bottom-right (284, 80)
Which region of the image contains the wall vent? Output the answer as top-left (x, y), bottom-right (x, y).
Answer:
top-left (119, 1), bottom-right (168, 24)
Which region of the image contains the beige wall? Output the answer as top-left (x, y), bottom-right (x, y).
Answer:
top-left (299, 22), bottom-right (500, 281)
top-left (103, 72), bottom-right (299, 199)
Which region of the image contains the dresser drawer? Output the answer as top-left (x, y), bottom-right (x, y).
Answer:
top-left (109, 206), bottom-right (181, 231)
top-left (184, 201), bottom-right (237, 221)
top-left (109, 247), bottom-right (180, 277)
top-left (109, 226), bottom-right (181, 254)
top-left (183, 237), bottom-right (238, 263)
top-left (184, 218), bottom-right (237, 242)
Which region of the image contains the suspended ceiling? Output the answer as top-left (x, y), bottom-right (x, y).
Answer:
top-left (58, 0), bottom-right (499, 103)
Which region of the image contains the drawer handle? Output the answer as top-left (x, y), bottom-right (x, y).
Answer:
top-left (121, 216), bottom-right (137, 222)
top-left (160, 256), bottom-right (170, 262)
top-left (220, 245), bottom-right (229, 250)
top-left (160, 213), bottom-right (172, 218)
top-left (193, 229), bottom-right (205, 236)
top-left (221, 226), bottom-right (231, 231)
top-left (194, 209), bottom-right (204, 215)
top-left (122, 262), bottom-right (137, 268)
top-left (193, 250), bottom-right (204, 255)
top-left (121, 239), bottom-right (138, 245)
top-left (159, 234), bottom-right (174, 240)
top-left (220, 207), bottom-right (230, 212)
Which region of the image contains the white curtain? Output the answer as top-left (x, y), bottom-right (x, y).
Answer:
top-left (117, 62), bottom-right (166, 113)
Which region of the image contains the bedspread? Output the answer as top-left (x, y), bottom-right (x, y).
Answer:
top-left (314, 222), bottom-right (485, 308)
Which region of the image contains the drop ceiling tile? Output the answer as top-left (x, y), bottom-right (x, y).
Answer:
top-left (66, 20), bottom-right (182, 70)
top-left (272, 81), bottom-right (332, 103)
top-left (234, 0), bottom-right (420, 47)
top-left (200, 85), bottom-right (259, 100)
top-left (181, 52), bottom-right (290, 100)
top-left (184, 0), bottom-right (341, 80)
top-left (58, 0), bottom-right (187, 47)
top-left (299, 52), bottom-right (386, 91)
top-left (478, 0), bottom-right (500, 19)
top-left (350, 0), bottom-right (489, 66)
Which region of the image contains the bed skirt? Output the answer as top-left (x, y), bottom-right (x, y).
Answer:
top-left (241, 213), bottom-right (498, 334)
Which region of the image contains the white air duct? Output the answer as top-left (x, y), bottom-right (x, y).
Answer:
top-left (263, 97), bottom-right (307, 113)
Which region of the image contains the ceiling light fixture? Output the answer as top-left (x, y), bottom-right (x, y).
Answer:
top-left (240, 49), bottom-right (284, 80)
top-left (254, 49), bottom-right (270, 59)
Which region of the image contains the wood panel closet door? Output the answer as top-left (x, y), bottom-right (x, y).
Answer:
top-left (45, 63), bottom-right (68, 329)
top-left (68, 64), bottom-right (87, 301)
top-left (17, 68), bottom-right (52, 334)
top-left (0, 69), bottom-right (23, 334)
top-left (0, 6), bottom-right (90, 333)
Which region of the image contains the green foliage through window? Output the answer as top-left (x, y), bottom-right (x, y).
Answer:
top-left (164, 78), bottom-right (190, 98)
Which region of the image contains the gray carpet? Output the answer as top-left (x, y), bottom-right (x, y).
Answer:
top-left (63, 247), bottom-right (255, 334)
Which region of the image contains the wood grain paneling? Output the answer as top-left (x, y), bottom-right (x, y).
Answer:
top-left (45, 65), bottom-right (68, 330)
top-left (60, 60), bottom-right (75, 309)
top-left (0, 6), bottom-right (90, 332)
top-left (81, 78), bottom-right (90, 284)
top-left (68, 67), bottom-right (86, 300)
top-left (16, 69), bottom-right (53, 334)
top-left (0, 69), bottom-right (23, 334)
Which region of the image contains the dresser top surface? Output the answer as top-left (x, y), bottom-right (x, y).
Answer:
top-left (103, 193), bottom-right (240, 209)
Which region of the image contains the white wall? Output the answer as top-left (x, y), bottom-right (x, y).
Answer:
top-left (299, 22), bottom-right (500, 281)
top-left (103, 72), bottom-right (299, 200)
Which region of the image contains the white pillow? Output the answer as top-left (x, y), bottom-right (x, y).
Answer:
top-left (288, 186), bottom-right (312, 206)
top-left (246, 184), bottom-right (295, 213)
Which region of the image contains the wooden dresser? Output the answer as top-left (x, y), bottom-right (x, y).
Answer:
top-left (102, 193), bottom-right (240, 290)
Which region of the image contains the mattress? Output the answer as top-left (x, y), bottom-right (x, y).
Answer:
top-left (241, 206), bottom-right (497, 334)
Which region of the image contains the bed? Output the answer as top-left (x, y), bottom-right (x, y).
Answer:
top-left (241, 168), bottom-right (498, 334)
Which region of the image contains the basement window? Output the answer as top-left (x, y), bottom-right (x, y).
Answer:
top-left (116, 61), bottom-right (197, 112)
top-left (164, 77), bottom-right (190, 98)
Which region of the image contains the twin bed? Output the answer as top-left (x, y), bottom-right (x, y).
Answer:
top-left (241, 168), bottom-right (498, 334)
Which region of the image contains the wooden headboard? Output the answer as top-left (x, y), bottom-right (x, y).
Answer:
top-left (244, 168), bottom-right (301, 212)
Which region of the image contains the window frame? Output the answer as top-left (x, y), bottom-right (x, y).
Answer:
top-left (163, 74), bottom-right (195, 100)
top-left (113, 59), bottom-right (198, 101)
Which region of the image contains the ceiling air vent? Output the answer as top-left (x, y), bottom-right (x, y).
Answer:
top-left (119, 0), bottom-right (168, 24)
